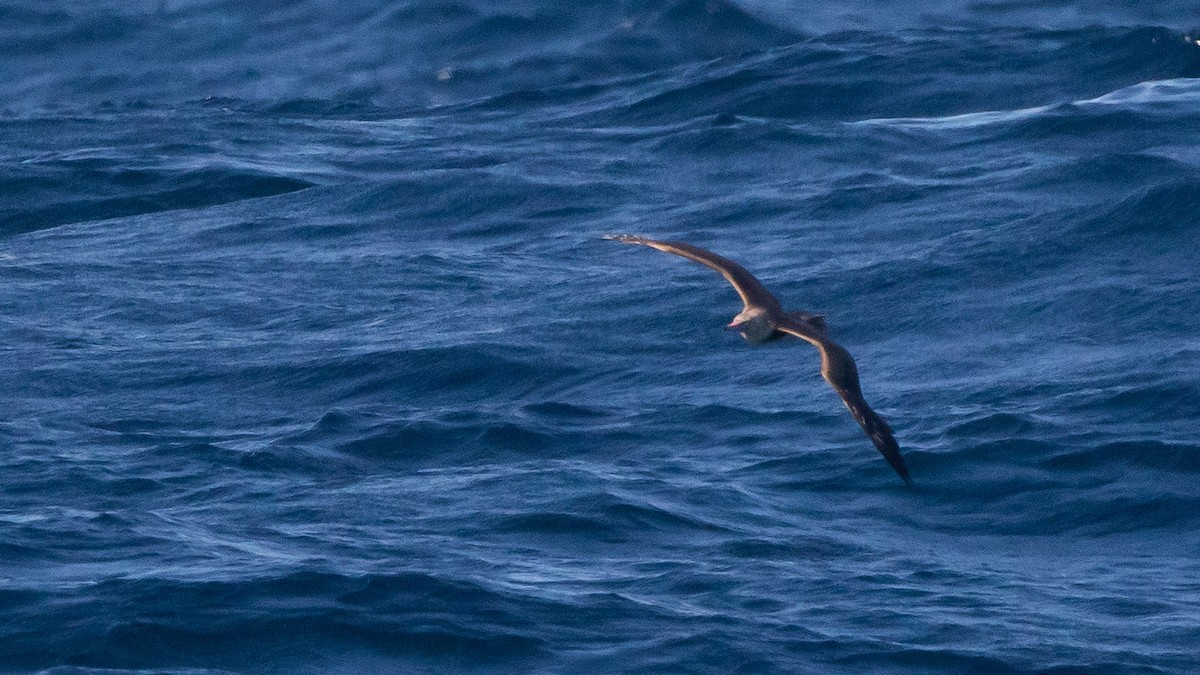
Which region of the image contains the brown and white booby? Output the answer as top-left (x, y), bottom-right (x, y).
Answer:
top-left (606, 234), bottom-right (913, 486)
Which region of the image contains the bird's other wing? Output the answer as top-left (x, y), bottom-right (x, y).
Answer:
top-left (834, 382), bottom-right (913, 486)
top-left (776, 318), bottom-right (913, 486)
top-left (605, 234), bottom-right (781, 311)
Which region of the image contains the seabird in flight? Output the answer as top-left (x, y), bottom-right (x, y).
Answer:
top-left (606, 234), bottom-right (913, 486)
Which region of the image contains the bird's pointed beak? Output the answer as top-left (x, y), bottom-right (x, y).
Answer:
top-left (725, 321), bottom-right (742, 331)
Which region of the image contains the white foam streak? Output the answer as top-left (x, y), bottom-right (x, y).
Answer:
top-left (855, 77), bottom-right (1200, 129)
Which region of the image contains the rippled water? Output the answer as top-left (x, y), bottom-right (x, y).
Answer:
top-left (2, 1), bottom-right (1200, 673)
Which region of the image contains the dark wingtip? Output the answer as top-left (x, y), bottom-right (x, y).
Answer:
top-left (887, 452), bottom-right (915, 488)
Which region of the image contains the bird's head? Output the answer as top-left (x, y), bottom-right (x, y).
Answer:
top-left (726, 308), bottom-right (776, 344)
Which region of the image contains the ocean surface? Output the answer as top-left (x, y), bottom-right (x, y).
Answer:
top-left (3, 1), bottom-right (1200, 673)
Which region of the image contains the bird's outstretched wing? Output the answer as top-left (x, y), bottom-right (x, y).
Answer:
top-left (777, 318), bottom-right (913, 486)
top-left (835, 384), bottom-right (913, 486)
top-left (605, 234), bottom-right (781, 311)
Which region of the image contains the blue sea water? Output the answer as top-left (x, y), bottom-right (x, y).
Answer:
top-left (2, 0), bottom-right (1200, 672)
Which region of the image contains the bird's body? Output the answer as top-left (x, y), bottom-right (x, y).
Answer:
top-left (606, 234), bottom-right (913, 486)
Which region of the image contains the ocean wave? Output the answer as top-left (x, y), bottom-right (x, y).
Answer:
top-left (3, 1), bottom-right (1197, 118)
top-left (0, 160), bottom-right (313, 237)
top-left (1, 571), bottom-right (546, 670)
top-left (1084, 178), bottom-right (1200, 238)
top-left (5, 1), bottom-right (1200, 672)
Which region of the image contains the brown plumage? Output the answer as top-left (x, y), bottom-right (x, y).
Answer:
top-left (606, 234), bottom-right (912, 486)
